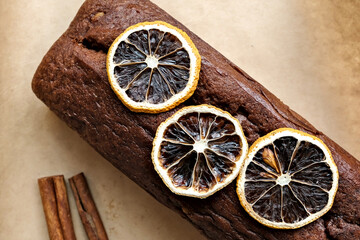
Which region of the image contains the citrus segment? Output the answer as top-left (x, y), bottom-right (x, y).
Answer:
top-left (152, 105), bottom-right (248, 198)
top-left (107, 21), bottom-right (201, 113)
top-left (237, 128), bottom-right (338, 229)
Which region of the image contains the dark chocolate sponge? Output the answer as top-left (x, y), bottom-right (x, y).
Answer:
top-left (32, 0), bottom-right (360, 239)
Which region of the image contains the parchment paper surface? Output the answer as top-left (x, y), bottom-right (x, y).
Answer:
top-left (0, 0), bottom-right (359, 239)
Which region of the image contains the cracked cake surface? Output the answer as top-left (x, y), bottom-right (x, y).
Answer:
top-left (32, 0), bottom-right (360, 239)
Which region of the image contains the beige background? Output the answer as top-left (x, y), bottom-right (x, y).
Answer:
top-left (0, 0), bottom-right (359, 239)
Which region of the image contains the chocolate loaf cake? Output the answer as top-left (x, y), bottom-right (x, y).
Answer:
top-left (32, 0), bottom-right (360, 239)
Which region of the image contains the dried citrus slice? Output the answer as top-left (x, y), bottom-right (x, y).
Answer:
top-left (152, 105), bottom-right (248, 198)
top-left (106, 21), bottom-right (201, 113)
top-left (237, 128), bottom-right (338, 229)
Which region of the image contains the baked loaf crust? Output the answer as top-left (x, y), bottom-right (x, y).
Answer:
top-left (32, 0), bottom-right (360, 239)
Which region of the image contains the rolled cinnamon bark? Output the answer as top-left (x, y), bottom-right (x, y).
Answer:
top-left (38, 175), bottom-right (76, 240)
top-left (69, 173), bottom-right (108, 240)
top-left (32, 0), bottom-right (360, 239)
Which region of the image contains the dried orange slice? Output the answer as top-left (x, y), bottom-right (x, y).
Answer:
top-left (237, 128), bottom-right (338, 229)
top-left (106, 21), bottom-right (201, 113)
top-left (152, 105), bottom-right (248, 198)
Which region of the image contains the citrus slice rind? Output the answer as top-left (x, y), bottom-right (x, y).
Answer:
top-left (237, 128), bottom-right (338, 229)
top-left (152, 105), bottom-right (248, 198)
top-left (106, 21), bottom-right (201, 113)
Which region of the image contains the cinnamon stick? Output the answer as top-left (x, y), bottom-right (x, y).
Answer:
top-left (69, 173), bottom-right (108, 240)
top-left (38, 175), bottom-right (76, 240)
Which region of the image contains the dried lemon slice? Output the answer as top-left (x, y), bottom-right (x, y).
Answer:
top-left (106, 21), bottom-right (201, 113)
top-left (152, 105), bottom-right (248, 198)
top-left (237, 128), bottom-right (338, 229)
